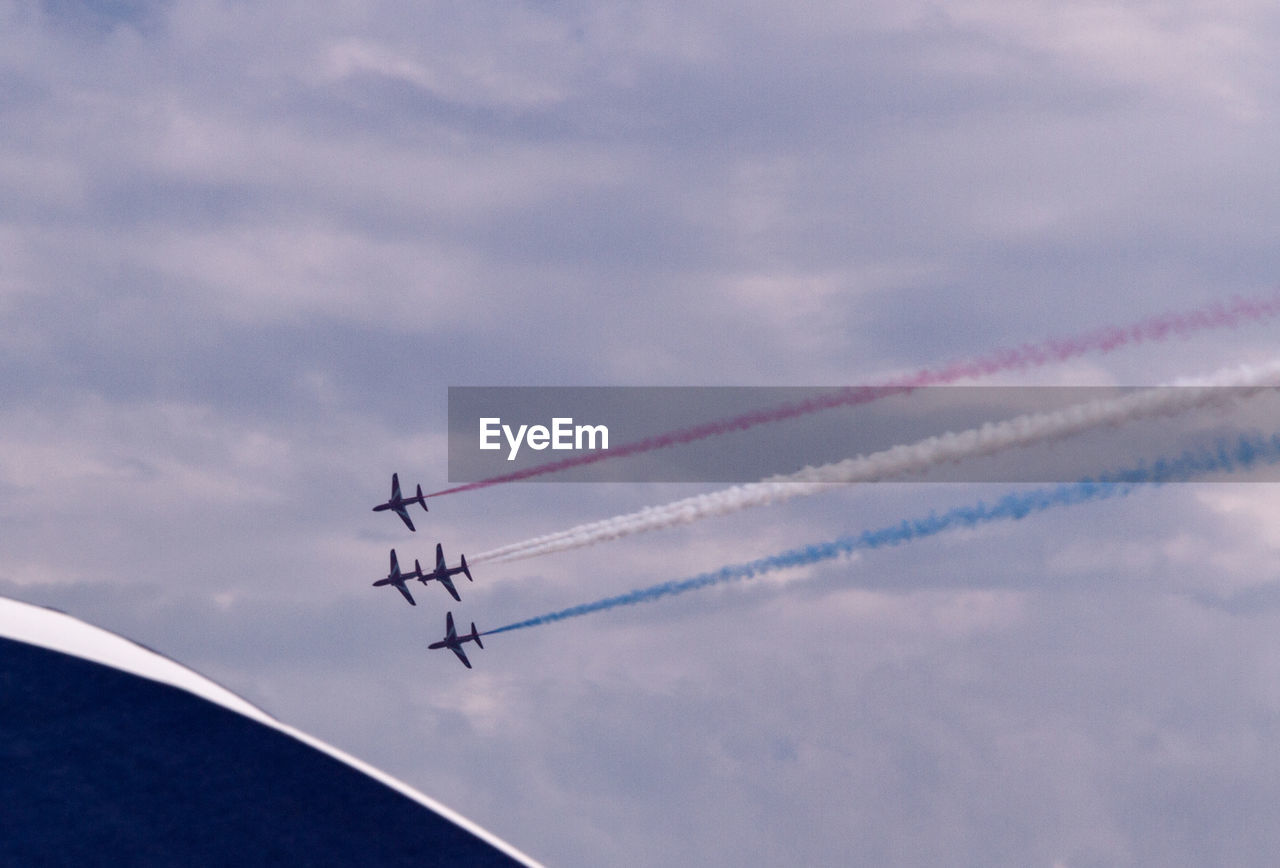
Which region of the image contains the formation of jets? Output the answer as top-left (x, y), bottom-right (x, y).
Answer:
top-left (372, 473), bottom-right (484, 668)
top-left (372, 544), bottom-right (472, 606)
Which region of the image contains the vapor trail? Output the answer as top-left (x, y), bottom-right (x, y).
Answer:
top-left (482, 431), bottom-right (1280, 636)
top-left (472, 360), bottom-right (1280, 564)
top-left (433, 291), bottom-right (1280, 498)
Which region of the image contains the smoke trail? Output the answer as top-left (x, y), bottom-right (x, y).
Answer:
top-left (433, 291), bottom-right (1280, 498)
top-left (482, 432), bottom-right (1280, 636)
top-left (472, 360), bottom-right (1280, 563)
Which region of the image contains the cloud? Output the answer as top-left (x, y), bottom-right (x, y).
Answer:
top-left (4, 1), bottom-right (1280, 864)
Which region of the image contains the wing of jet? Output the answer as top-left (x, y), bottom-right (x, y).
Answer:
top-left (394, 505), bottom-right (416, 532)
top-left (438, 574), bottom-right (461, 602)
top-left (450, 644), bottom-right (472, 669)
top-left (374, 549), bottom-right (417, 606)
top-left (391, 474), bottom-right (416, 531)
top-left (444, 612), bottom-right (472, 667)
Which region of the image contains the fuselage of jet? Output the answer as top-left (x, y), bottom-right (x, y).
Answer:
top-left (417, 543), bottom-right (473, 602)
top-left (372, 472), bottom-right (428, 532)
top-left (372, 549), bottom-right (425, 606)
top-left (428, 611), bottom-right (484, 668)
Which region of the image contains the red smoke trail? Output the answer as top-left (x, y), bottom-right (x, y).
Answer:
top-left (430, 291), bottom-right (1280, 497)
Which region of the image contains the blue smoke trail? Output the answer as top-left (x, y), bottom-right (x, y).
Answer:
top-left (482, 433), bottom-right (1280, 636)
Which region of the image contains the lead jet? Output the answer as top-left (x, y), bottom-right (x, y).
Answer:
top-left (417, 543), bottom-right (473, 603)
top-left (372, 472), bottom-right (428, 531)
top-left (372, 549), bottom-right (426, 606)
top-left (428, 611), bottom-right (484, 669)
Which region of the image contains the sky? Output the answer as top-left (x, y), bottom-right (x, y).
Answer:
top-left (3, 1), bottom-right (1280, 864)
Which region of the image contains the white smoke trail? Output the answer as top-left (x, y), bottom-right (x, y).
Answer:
top-left (472, 360), bottom-right (1280, 563)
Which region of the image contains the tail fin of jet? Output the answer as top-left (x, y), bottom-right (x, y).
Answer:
top-left (436, 543), bottom-right (447, 572)
top-left (472, 624), bottom-right (483, 649)
top-left (416, 484), bottom-right (428, 510)
top-left (461, 554), bottom-right (472, 582)
top-left (414, 559), bottom-right (424, 579)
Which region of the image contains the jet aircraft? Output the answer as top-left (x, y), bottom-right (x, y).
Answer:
top-left (372, 549), bottom-right (426, 606)
top-left (428, 611), bottom-right (484, 669)
top-left (372, 472), bottom-right (428, 531)
top-left (417, 543), bottom-right (473, 603)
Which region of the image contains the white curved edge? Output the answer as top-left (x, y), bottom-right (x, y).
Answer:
top-left (0, 596), bottom-right (544, 868)
top-left (268, 720), bottom-right (546, 867)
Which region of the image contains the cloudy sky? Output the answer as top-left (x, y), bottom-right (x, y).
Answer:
top-left (4, 1), bottom-right (1280, 864)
